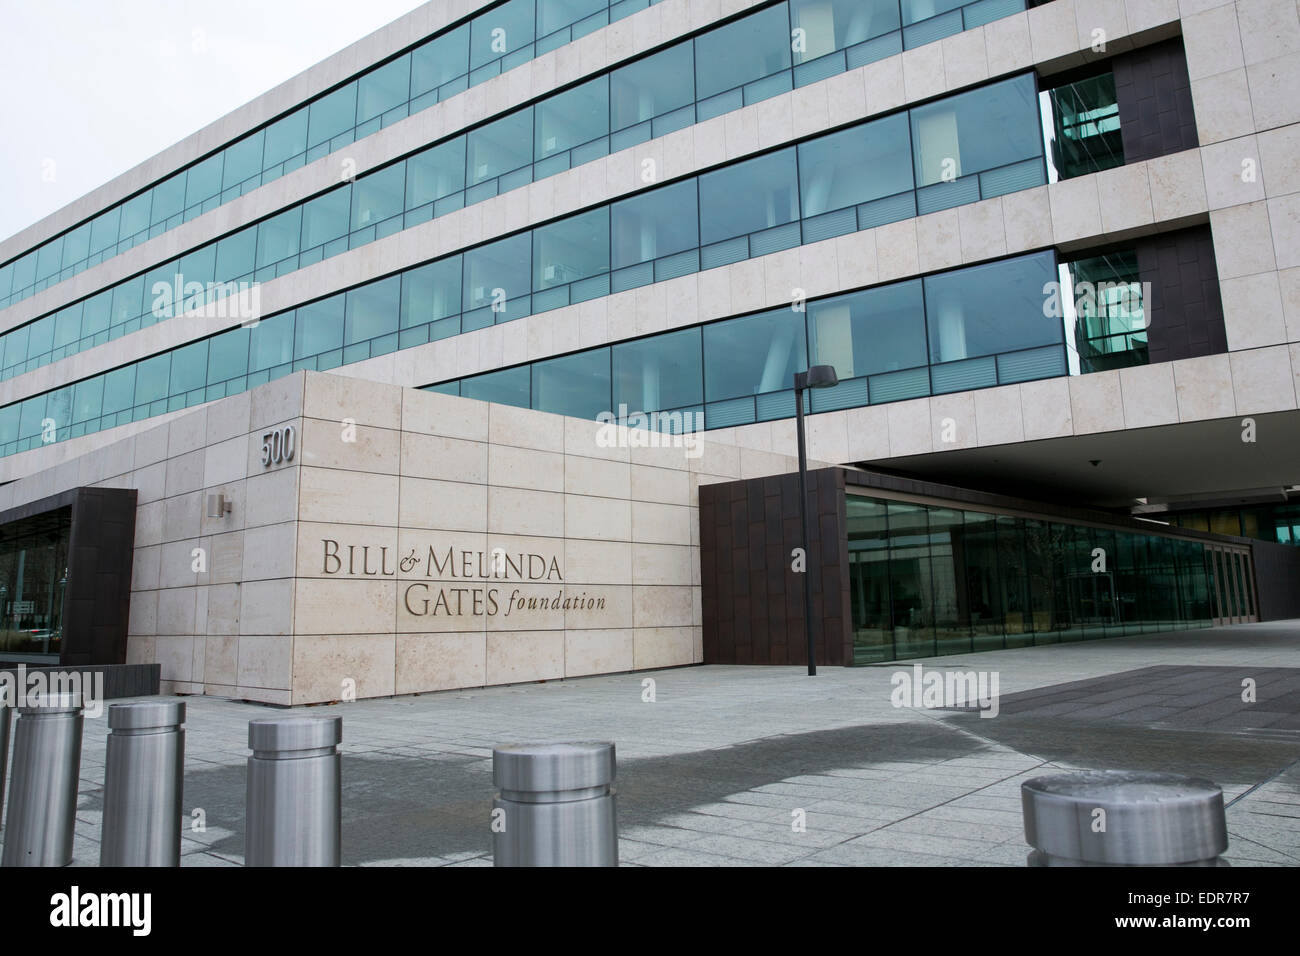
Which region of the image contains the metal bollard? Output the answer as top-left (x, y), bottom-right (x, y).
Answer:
top-left (492, 741), bottom-right (618, 867)
top-left (100, 701), bottom-right (185, 867)
top-left (245, 716), bottom-right (342, 866)
top-left (1022, 770), bottom-right (1229, 866)
top-left (1, 691), bottom-right (83, 867)
top-left (0, 696), bottom-right (11, 829)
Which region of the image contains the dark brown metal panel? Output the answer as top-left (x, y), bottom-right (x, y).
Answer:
top-left (700, 468), bottom-right (852, 667)
top-left (1113, 37), bottom-right (1198, 163)
top-left (1139, 225), bottom-right (1227, 364)
top-left (62, 487), bottom-right (138, 666)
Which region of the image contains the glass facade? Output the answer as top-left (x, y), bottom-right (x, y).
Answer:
top-left (1042, 71), bottom-right (1124, 181)
top-left (434, 249), bottom-right (1064, 428)
top-left (0, 0), bottom-right (1029, 312)
top-left (0, 508), bottom-right (71, 660)
top-left (1169, 503), bottom-right (1300, 548)
top-left (1062, 250), bottom-right (1148, 374)
top-left (846, 493), bottom-right (1213, 664)
top-left (0, 73), bottom-right (1047, 387)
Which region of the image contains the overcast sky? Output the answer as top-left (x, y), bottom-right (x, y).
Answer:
top-left (0, 0), bottom-right (428, 242)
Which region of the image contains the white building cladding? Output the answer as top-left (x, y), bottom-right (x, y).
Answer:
top-left (0, 0), bottom-right (1297, 698)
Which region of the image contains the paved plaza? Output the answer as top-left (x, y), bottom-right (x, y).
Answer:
top-left (3, 622), bottom-right (1299, 867)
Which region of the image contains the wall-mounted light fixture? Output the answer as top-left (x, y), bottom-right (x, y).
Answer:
top-left (206, 493), bottom-right (232, 519)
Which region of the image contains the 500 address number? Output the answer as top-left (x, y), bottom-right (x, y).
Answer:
top-left (261, 425), bottom-right (296, 467)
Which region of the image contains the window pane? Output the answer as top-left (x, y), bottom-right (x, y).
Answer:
top-left (208, 326), bottom-right (250, 382)
top-left (611, 180), bottom-right (698, 269)
top-left (110, 277), bottom-right (145, 325)
top-left (911, 74), bottom-right (1042, 186)
top-left (180, 245), bottom-right (217, 289)
top-left (307, 83), bottom-right (357, 149)
top-left (345, 276), bottom-right (400, 345)
top-left (703, 308), bottom-right (807, 401)
top-left (462, 366), bottom-right (530, 407)
top-left (463, 233), bottom-right (531, 309)
top-left (533, 348), bottom-right (610, 419)
top-left (406, 138), bottom-right (466, 208)
top-left (467, 110), bottom-right (533, 185)
top-left (35, 239), bottom-right (63, 282)
top-left (294, 296), bottom-right (345, 358)
top-left (89, 208), bottom-right (121, 255)
top-left (926, 251), bottom-right (1059, 363)
top-left (538, 0), bottom-right (604, 37)
top-left (119, 192), bottom-right (152, 240)
top-left (223, 131), bottom-right (265, 189)
top-left (151, 172), bottom-right (186, 224)
top-left (169, 339), bottom-right (209, 395)
top-left (694, 3), bottom-right (792, 100)
top-left (27, 316), bottom-right (54, 357)
top-left (53, 305), bottom-right (82, 349)
top-left (790, 0), bottom-right (899, 61)
top-left (810, 280), bottom-right (926, 379)
top-left (401, 258), bottom-right (462, 328)
top-left (699, 148), bottom-right (799, 245)
top-left (185, 154), bottom-right (224, 208)
top-left (613, 326), bottom-right (702, 412)
top-left (611, 42), bottom-right (694, 130)
top-left (135, 354), bottom-right (171, 405)
top-left (9, 253), bottom-right (36, 292)
top-left (256, 207), bottom-right (302, 268)
top-left (62, 223), bottom-right (92, 266)
top-left (82, 291), bottom-right (112, 335)
top-left (412, 24), bottom-right (470, 95)
top-left (351, 163), bottom-right (406, 230)
top-left (215, 228), bottom-right (257, 281)
top-left (901, 0), bottom-right (964, 25)
top-left (301, 187), bottom-right (351, 248)
top-left (357, 54), bottom-right (410, 124)
top-left (536, 76), bottom-right (608, 158)
top-left (249, 310), bottom-right (295, 371)
top-left (471, 0), bottom-right (534, 69)
top-left (102, 366), bottom-right (135, 415)
top-left (533, 207), bottom-right (609, 290)
top-left (3, 326), bottom-right (29, 369)
top-left (264, 110), bottom-right (308, 167)
top-left (799, 112), bottom-right (913, 216)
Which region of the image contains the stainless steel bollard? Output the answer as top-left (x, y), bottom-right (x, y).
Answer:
top-left (100, 701), bottom-right (185, 867)
top-left (1, 691), bottom-right (83, 867)
top-left (245, 716), bottom-right (342, 867)
top-left (492, 741), bottom-right (617, 867)
top-left (0, 696), bottom-right (11, 829)
top-left (1022, 770), bottom-right (1229, 866)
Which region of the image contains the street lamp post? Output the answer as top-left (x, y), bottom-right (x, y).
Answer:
top-left (793, 364), bottom-right (839, 676)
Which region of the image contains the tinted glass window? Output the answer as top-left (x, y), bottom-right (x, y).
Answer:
top-left (925, 251), bottom-right (1059, 362)
top-left (612, 327), bottom-right (703, 412)
top-left (357, 54), bottom-right (411, 124)
top-left (462, 365), bottom-right (530, 406)
top-left (611, 180), bottom-right (698, 269)
top-left (611, 43), bottom-right (694, 130)
top-left (699, 148), bottom-right (799, 244)
top-left (790, 0), bottom-right (899, 60)
top-left (533, 348), bottom-right (610, 419)
top-left (911, 74), bottom-right (1041, 186)
top-left (809, 280), bottom-right (926, 379)
top-left (799, 112), bottom-right (913, 215)
top-left (694, 4), bottom-right (791, 99)
top-left (533, 208), bottom-right (609, 290)
top-left (406, 139), bottom-right (466, 208)
top-left (703, 308), bottom-right (807, 401)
